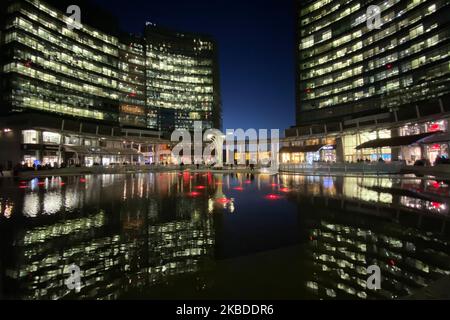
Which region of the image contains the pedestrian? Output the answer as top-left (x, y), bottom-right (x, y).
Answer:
top-left (0, 163), bottom-right (3, 177)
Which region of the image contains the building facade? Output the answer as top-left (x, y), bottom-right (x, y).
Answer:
top-left (0, 0), bottom-right (221, 169)
top-left (145, 25), bottom-right (221, 133)
top-left (282, 0), bottom-right (450, 165)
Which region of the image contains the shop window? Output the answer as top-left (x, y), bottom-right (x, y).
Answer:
top-left (43, 131), bottom-right (61, 144)
top-left (65, 136), bottom-right (80, 145)
top-left (426, 120), bottom-right (446, 133)
top-left (22, 130), bottom-right (39, 144)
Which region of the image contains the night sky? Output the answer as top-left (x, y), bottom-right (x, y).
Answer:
top-left (92, 0), bottom-right (296, 133)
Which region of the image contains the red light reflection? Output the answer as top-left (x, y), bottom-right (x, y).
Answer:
top-left (216, 197), bottom-right (230, 204)
top-left (265, 194), bottom-right (282, 200)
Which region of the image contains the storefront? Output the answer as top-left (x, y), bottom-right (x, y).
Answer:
top-left (64, 146), bottom-right (142, 166)
top-left (22, 154), bottom-right (38, 167)
top-left (425, 143), bottom-right (449, 165)
top-left (355, 132), bottom-right (440, 163)
top-left (280, 144), bottom-right (336, 164)
top-left (399, 145), bottom-right (422, 165)
top-left (305, 151), bottom-right (320, 165)
top-left (280, 151), bottom-right (304, 164)
top-left (344, 129), bottom-right (392, 163)
top-left (319, 145), bottom-right (337, 163)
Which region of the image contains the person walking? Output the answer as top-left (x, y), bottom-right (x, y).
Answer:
top-left (0, 163), bottom-right (3, 177)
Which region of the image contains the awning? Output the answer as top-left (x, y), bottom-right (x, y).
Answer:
top-left (280, 144), bottom-right (325, 153)
top-left (356, 132), bottom-right (440, 150)
top-left (417, 132), bottom-right (450, 145)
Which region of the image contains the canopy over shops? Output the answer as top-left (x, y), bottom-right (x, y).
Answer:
top-left (355, 132), bottom-right (440, 150)
top-left (417, 132), bottom-right (450, 145)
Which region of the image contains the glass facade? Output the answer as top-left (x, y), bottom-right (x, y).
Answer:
top-left (296, 0), bottom-right (450, 125)
top-left (0, 0), bottom-right (221, 134)
top-left (283, 0), bottom-right (450, 164)
top-left (2, 0), bottom-right (120, 122)
top-left (145, 26), bottom-right (221, 132)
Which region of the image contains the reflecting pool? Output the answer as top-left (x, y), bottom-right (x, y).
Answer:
top-left (1, 173), bottom-right (450, 299)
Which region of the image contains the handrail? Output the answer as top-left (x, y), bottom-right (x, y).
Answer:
top-left (279, 162), bottom-right (406, 174)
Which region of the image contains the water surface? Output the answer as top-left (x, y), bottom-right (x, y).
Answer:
top-left (1, 173), bottom-right (449, 299)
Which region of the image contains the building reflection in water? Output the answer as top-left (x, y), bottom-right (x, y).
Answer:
top-left (0, 173), bottom-right (450, 299)
top-left (0, 173), bottom-right (217, 299)
top-left (280, 174), bottom-right (450, 299)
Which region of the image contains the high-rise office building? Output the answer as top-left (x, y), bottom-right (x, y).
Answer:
top-left (283, 0), bottom-right (450, 165)
top-left (0, 0), bottom-right (221, 168)
top-left (146, 25), bottom-right (221, 133)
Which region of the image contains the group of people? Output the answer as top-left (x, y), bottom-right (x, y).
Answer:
top-left (354, 158), bottom-right (385, 163)
top-left (11, 162), bottom-right (68, 176)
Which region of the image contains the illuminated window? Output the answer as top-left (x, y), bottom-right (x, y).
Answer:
top-left (22, 130), bottom-right (39, 144)
top-left (43, 132), bottom-right (61, 144)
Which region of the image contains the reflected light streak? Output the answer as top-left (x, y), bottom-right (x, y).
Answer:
top-left (265, 194), bottom-right (283, 200)
top-left (216, 197), bottom-right (230, 204)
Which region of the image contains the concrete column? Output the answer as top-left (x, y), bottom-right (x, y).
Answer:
top-left (336, 136), bottom-right (345, 163)
top-left (439, 98), bottom-right (444, 113)
top-left (57, 119), bottom-right (65, 165)
top-left (391, 128), bottom-right (400, 161)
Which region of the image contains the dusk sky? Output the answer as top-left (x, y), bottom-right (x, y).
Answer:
top-left (92, 0), bottom-right (296, 133)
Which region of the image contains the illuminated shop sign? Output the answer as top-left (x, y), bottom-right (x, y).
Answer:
top-left (321, 145), bottom-right (336, 150)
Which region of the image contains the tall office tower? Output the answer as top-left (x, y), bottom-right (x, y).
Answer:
top-left (1, 0), bottom-right (123, 122)
top-left (145, 24), bottom-right (222, 133)
top-left (282, 0), bottom-right (450, 164)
